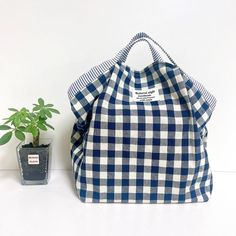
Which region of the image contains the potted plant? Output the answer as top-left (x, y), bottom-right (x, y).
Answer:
top-left (0, 98), bottom-right (60, 185)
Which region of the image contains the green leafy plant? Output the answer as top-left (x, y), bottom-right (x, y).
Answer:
top-left (0, 98), bottom-right (60, 147)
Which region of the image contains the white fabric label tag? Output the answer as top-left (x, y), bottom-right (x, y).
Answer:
top-left (28, 154), bottom-right (40, 165)
top-left (132, 86), bottom-right (159, 102)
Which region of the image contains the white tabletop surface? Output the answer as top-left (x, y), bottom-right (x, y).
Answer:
top-left (0, 170), bottom-right (235, 236)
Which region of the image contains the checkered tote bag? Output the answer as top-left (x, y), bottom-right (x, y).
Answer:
top-left (68, 32), bottom-right (216, 203)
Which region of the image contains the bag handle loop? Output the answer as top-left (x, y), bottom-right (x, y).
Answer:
top-left (68, 32), bottom-right (175, 100)
top-left (119, 32), bottom-right (177, 65)
top-left (119, 38), bottom-right (163, 63)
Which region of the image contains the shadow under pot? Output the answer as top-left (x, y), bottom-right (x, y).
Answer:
top-left (16, 139), bottom-right (51, 185)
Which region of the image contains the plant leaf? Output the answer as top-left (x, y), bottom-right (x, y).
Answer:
top-left (18, 126), bottom-right (26, 132)
top-left (26, 126), bottom-right (38, 137)
top-left (8, 108), bottom-right (18, 112)
top-left (22, 119), bottom-right (31, 124)
top-left (48, 108), bottom-right (60, 114)
top-left (33, 106), bottom-right (41, 111)
top-left (27, 114), bottom-right (34, 121)
top-left (38, 119), bottom-right (46, 126)
top-left (15, 130), bottom-right (25, 141)
top-left (45, 104), bottom-right (54, 107)
top-left (38, 123), bottom-right (47, 131)
top-left (38, 98), bottom-right (44, 106)
top-left (39, 116), bottom-right (46, 121)
top-left (8, 113), bottom-right (17, 120)
top-left (0, 132), bottom-right (13, 145)
top-left (20, 107), bottom-right (28, 113)
top-left (0, 125), bottom-right (11, 130)
top-left (13, 116), bottom-right (21, 127)
top-left (3, 120), bottom-right (11, 125)
top-left (45, 123), bottom-right (54, 130)
top-left (44, 109), bottom-right (52, 118)
top-left (39, 110), bottom-right (46, 119)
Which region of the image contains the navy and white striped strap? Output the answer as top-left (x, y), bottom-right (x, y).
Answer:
top-left (125, 33), bottom-right (217, 111)
top-left (68, 32), bottom-right (216, 111)
top-left (122, 32), bottom-right (174, 64)
top-left (68, 36), bottom-right (162, 100)
top-left (120, 38), bottom-right (163, 63)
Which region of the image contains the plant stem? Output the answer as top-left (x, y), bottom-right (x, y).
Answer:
top-left (32, 131), bottom-right (40, 147)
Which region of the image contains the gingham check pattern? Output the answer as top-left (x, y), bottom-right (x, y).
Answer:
top-left (68, 32), bottom-right (217, 113)
top-left (70, 61), bottom-right (214, 203)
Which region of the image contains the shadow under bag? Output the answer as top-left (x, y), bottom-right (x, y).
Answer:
top-left (68, 32), bottom-right (217, 203)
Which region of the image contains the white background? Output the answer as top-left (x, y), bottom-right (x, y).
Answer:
top-left (0, 0), bottom-right (236, 172)
top-left (1, 1), bottom-right (236, 236)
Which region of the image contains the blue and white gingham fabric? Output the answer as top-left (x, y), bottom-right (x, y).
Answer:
top-left (69, 33), bottom-right (216, 203)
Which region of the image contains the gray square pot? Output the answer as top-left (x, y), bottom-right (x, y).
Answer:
top-left (16, 139), bottom-right (52, 185)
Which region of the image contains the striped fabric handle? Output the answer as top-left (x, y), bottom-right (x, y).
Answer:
top-left (120, 38), bottom-right (163, 62)
top-left (122, 32), bottom-right (176, 65)
top-left (119, 38), bottom-right (163, 63)
top-left (122, 33), bottom-right (217, 111)
top-left (68, 34), bottom-right (163, 100)
top-left (68, 32), bottom-right (216, 112)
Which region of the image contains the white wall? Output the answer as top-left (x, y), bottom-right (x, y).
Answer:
top-left (0, 0), bottom-right (235, 171)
